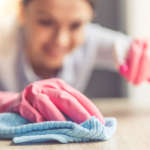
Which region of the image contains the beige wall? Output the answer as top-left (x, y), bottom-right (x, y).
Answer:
top-left (0, 0), bottom-right (19, 17)
top-left (0, 0), bottom-right (19, 57)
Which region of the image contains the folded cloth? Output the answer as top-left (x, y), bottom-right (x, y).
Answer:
top-left (0, 113), bottom-right (117, 144)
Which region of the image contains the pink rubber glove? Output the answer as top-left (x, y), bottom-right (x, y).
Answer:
top-left (48, 79), bottom-right (105, 123)
top-left (19, 78), bottom-right (105, 124)
top-left (0, 92), bottom-right (20, 113)
top-left (120, 40), bottom-right (150, 85)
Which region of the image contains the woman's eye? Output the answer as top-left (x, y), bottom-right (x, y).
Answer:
top-left (38, 20), bottom-right (54, 26)
top-left (70, 22), bottom-right (82, 31)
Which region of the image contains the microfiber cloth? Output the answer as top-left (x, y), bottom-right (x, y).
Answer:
top-left (0, 113), bottom-right (117, 144)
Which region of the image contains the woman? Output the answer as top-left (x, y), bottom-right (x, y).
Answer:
top-left (0, 0), bottom-right (150, 124)
top-left (0, 0), bottom-right (150, 92)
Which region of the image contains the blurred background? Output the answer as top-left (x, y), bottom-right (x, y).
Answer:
top-left (0, 0), bottom-right (150, 99)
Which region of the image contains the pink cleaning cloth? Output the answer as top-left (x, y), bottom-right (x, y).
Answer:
top-left (0, 78), bottom-right (105, 124)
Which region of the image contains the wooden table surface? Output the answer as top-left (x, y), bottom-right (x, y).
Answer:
top-left (0, 98), bottom-right (150, 150)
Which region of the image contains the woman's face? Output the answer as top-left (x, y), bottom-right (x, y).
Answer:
top-left (21, 0), bottom-right (93, 70)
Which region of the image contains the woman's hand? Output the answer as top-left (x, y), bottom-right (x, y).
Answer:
top-left (120, 40), bottom-right (150, 85)
top-left (0, 92), bottom-right (20, 113)
top-left (18, 78), bottom-right (105, 124)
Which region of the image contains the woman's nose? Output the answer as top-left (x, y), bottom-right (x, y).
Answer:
top-left (54, 29), bottom-right (70, 48)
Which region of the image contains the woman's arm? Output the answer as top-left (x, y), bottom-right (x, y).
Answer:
top-left (85, 23), bottom-right (131, 72)
top-left (85, 24), bottom-right (150, 85)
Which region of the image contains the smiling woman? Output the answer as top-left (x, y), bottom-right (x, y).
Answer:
top-left (0, 0), bottom-right (149, 96)
top-left (19, 0), bottom-right (94, 79)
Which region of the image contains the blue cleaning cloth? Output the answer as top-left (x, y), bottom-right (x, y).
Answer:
top-left (0, 113), bottom-right (117, 144)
